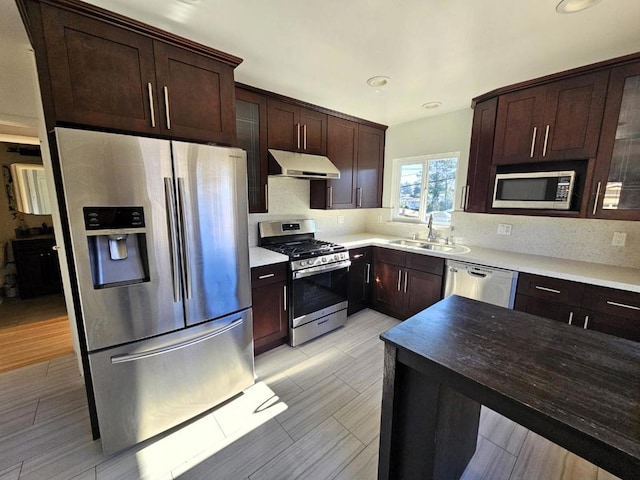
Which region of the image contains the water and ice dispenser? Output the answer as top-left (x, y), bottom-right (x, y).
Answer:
top-left (84, 207), bottom-right (150, 288)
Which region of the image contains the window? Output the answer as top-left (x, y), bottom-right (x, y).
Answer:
top-left (392, 152), bottom-right (459, 225)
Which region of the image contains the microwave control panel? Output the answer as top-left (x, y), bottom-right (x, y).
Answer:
top-left (555, 176), bottom-right (573, 201)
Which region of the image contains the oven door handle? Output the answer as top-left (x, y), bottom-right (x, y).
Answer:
top-left (292, 260), bottom-right (351, 279)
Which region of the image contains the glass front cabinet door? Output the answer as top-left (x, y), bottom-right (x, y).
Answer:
top-left (591, 61), bottom-right (640, 220)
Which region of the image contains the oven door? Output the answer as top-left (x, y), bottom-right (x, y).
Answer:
top-left (290, 261), bottom-right (350, 328)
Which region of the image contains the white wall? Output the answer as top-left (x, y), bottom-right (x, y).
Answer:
top-left (366, 109), bottom-right (640, 269)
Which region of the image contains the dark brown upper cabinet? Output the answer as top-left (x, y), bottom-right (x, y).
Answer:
top-left (235, 87), bottom-right (268, 213)
top-left (463, 98), bottom-right (497, 212)
top-left (310, 120), bottom-right (385, 209)
top-left (492, 71), bottom-right (608, 165)
top-left (22, 0), bottom-right (240, 144)
top-left (267, 99), bottom-right (327, 155)
top-left (589, 60), bottom-right (640, 220)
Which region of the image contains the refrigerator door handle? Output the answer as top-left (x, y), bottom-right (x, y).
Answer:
top-left (110, 317), bottom-right (244, 364)
top-left (164, 177), bottom-right (180, 302)
top-left (177, 177), bottom-right (192, 299)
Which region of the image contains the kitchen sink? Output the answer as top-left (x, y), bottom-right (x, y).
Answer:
top-left (388, 239), bottom-right (469, 254)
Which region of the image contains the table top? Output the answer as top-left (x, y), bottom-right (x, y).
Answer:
top-left (380, 295), bottom-right (640, 478)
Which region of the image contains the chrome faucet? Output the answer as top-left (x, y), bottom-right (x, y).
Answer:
top-left (426, 214), bottom-right (436, 242)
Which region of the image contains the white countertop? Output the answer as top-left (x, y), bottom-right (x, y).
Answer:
top-left (249, 233), bottom-right (639, 292)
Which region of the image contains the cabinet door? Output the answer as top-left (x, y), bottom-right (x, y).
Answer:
top-left (404, 269), bottom-right (442, 319)
top-left (267, 99), bottom-right (299, 151)
top-left (541, 71), bottom-right (608, 161)
top-left (325, 116), bottom-right (358, 208)
top-left (348, 247), bottom-right (371, 315)
top-left (591, 61), bottom-right (640, 220)
top-left (299, 108), bottom-right (327, 155)
top-left (154, 41), bottom-right (236, 144)
top-left (252, 281), bottom-right (288, 354)
top-left (356, 124), bottom-right (385, 208)
top-left (371, 261), bottom-right (404, 318)
top-left (492, 86), bottom-right (547, 165)
top-left (513, 295), bottom-right (578, 325)
top-left (465, 98), bottom-right (497, 212)
top-left (40, 3), bottom-right (159, 134)
top-left (236, 88), bottom-right (268, 213)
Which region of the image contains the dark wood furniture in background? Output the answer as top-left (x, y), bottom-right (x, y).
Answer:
top-left (347, 247), bottom-right (372, 315)
top-left (379, 295), bottom-right (640, 480)
top-left (12, 237), bottom-right (62, 299)
top-left (370, 247), bottom-right (444, 320)
top-left (250, 263), bottom-right (288, 355)
top-left (514, 272), bottom-right (640, 342)
top-left (267, 98), bottom-right (327, 155)
top-left (21, 0), bottom-right (240, 145)
top-left (466, 52), bottom-right (640, 220)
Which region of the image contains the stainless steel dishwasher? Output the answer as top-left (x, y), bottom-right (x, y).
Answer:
top-left (444, 260), bottom-right (518, 308)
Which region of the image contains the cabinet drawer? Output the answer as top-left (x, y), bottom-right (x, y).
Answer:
top-left (516, 273), bottom-right (584, 307)
top-left (514, 294), bottom-right (578, 324)
top-left (406, 252), bottom-right (444, 276)
top-left (251, 262), bottom-right (287, 287)
top-left (350, 247), bottom-right (371, 261)
top-left (374, 247), bottom-right (406, 267)
top-left (582, 285), bottom-right (640, 321)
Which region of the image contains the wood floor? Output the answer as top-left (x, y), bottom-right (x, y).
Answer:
top-left (0, 308), bottom-right (622, 479)
top-left (0, 294), bottom-right (73, 373)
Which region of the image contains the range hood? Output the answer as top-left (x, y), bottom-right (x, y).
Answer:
top-left (268, 149), bottom-right (340, 179)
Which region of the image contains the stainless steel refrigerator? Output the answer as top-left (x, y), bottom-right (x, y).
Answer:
top-left (55, 127), bottom-right (254, 454)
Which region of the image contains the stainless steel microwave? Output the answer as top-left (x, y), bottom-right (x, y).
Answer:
top-left (492, 170), bottom-right (576, 210)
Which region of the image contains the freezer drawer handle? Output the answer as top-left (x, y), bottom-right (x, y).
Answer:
top-left (606, 300), bottom-right (640, 311)
top-left (110, 318), bottom-right (243, 364)
top-left (164, 177), bottom-right (180, 302)
top-left (535, 286), bottom-right (561, 294)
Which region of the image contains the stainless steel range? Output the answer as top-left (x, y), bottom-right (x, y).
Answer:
top-left (259, 219), bottom-right (350, 346)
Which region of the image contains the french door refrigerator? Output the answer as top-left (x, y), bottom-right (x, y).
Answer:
top-left (55, 127), bottom-right (254, 454)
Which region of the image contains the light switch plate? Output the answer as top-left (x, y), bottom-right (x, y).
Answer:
top-left (497, 224), bottom-right (512, 236)
top-left (337, 215), bottom-right (345, 224)
top-left (611, 231), bottom-right (626, 246)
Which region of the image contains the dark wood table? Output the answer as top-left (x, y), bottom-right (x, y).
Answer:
top-left (378, 295), bottom-right (640, 480)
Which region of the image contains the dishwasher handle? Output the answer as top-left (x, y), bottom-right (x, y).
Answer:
top-left (467, 268), bottom-right (488, 278)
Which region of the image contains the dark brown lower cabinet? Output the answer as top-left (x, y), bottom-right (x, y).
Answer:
top-left (347, 247), bottom-right (372, 316)
top-left (12, 238), bottom-right (62, 299)
top-left (514, 273), bottom-right (640, 342)
top-left (251, 263), bottom-right (288, 355)
top-left (370, 247), bottom-right (444, 320)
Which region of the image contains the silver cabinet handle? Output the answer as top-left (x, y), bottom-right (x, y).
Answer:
top-left (258, 273), bottom-right (275, 279)
top-left (177, 177), bottom-right (191, 299)
top-left (52, 245), bottom-right (61, 251)
top-left (535, 285), bottom-right (561, 294)
top-left (111, 318), bottom-right (243, 364)
top-left (397, 270), bottom-right (402, 291)
top-left (403, 271), bottom-right (408, 293)
top-left (147, 83), bottom-right (156, 128)
top-left (568, 311), bottom-right (573, 325)
top-left (583, 315), bottom-right (589, 329)
top-left (542, 125), bottom-right (550, 157)
top-left (264, 184), bottom-right (269, 209)
top-left (366, 263), bottom-right (371, 284)
top-left (283, 285), bottom-right (287, 311)
top-left (606, 300), bottom-right (640, 311)
top-left (357, 187), bottom-right (363, 208)
top-left (530, 126), bottom-right (538, 157)
top-left (164, 177), bottom-right (180, 302)
top-left (163, 86), bottom-right (171, 129)
top-left (459, 185), bottom-right (467, 210)
top-left (296, 123), bottom-right (301, 149)
top-left (352, 253), bottom-right (365, 259)
top-left (303, 124), bottom-right (307, 150)
top-left (327, 186), bottom-right (333, 208)
top-left (592, 181), bottom-right (601, 215)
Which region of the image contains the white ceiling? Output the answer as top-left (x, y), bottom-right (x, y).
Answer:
top-left (1, 0), bottom-right (640, 138)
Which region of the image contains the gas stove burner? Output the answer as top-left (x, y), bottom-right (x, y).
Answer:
top-left (264, 239), bottom-right (345, 259)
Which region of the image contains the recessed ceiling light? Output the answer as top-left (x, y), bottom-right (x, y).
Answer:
top-left (366, 76), bottom-right (390, 88)
top-left (422, 102), bottom-right (442, 109)
top-left (556, 0), bottom-right (602, 14)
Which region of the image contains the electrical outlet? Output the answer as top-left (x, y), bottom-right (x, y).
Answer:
top-left (377, 214), bottom-right (383, 224)
top-left (337, 215), bottom-right (345, 225)
top-left (611, 231), bottom-right (626, 246)
top-left (497, 224), bottom-right (512, 236)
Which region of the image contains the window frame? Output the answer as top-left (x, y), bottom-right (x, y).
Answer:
top-left (390, 151), bottom-right (460, 225)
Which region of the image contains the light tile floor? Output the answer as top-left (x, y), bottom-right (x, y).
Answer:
top-left (0, 308), bottom-right (622, 479)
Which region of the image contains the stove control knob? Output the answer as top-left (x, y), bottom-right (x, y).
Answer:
top-left (322, 257), bottom-right (327, 263)
top-left (300, 260), bottom-right (307, 266)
